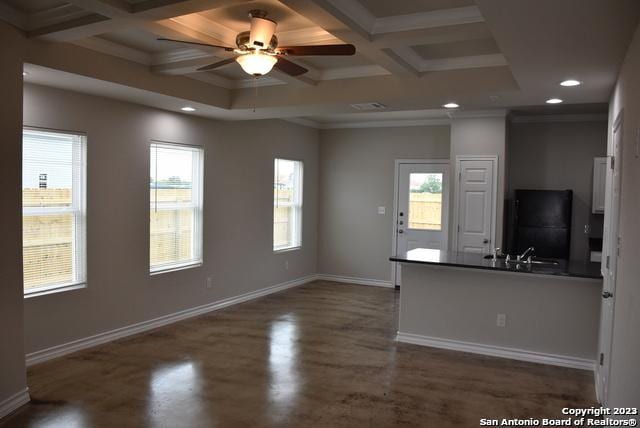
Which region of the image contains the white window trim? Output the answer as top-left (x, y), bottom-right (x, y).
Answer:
top-left (149, 141), bottom-right (204, 275)
top-left (23, 127), bottom-right (87, 298)
top-left (273, 157), bottom-right (303, 252)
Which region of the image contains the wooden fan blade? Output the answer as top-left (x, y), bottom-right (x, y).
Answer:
top-left (197, 58), bottom-right (237, 71)
top-left (157, 38), bottom-right (234, 52)
top-left (274, 57), bottom-right (308, 76)
top-left (277, 44), bottom-right (356, 56)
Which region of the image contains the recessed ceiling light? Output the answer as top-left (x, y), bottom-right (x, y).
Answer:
top-left (560, 79), bottom-right (581, 87)
top-left (443, 103), bottom-right (460, 109)
top-left (181, 106), bottom-right (196, 112)
top-left (546, 98), bottom-right (563, 104)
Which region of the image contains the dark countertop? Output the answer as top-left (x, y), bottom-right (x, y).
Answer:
top-left (390, 249), bottom-right (603, 280)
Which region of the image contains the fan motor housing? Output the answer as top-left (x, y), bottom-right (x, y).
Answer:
top-left (236, 31), bottom-right (278, 52)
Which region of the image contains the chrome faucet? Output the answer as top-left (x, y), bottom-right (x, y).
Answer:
top-left (518, 246), bottom-right (535, 262)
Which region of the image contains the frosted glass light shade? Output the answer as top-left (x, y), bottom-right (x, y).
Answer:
top-left (236, 53), bottom-right (277, 76)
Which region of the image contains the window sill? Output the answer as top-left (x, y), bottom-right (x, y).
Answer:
top-left (150, 261), bottom-right (202, 276)
top-left (24, 282), bottom-right (87, 299)
top-left (274, 246), bottom-right (302, 254)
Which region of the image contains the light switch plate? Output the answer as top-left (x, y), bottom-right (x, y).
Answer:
top-left (378, 206), bottom-right (386, 215)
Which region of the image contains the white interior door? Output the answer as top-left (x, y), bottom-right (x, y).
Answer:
top-left (596, 113), bottom-right (623, 404)
top-left (394, 162), bottom-right (449, 285)
top-left (455, 158), bottom-right (496, 254)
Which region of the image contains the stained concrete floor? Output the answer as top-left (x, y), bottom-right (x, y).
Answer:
top-left (1, 281), bottom-right (596, 427)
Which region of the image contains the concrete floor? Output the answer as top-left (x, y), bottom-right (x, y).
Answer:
top-left (1, 281), bottom-right (596, 427)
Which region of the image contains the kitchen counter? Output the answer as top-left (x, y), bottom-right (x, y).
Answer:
top-left (390, 249), bottom-right (602, 280)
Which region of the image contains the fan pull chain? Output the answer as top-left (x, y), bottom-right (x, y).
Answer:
top-left (253, 76), bottom-right (258, 113)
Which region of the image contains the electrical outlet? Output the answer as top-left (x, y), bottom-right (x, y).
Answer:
top-left (496, 313), bottom-right (507, 327)
top-left (206, 277), bottom-right (213, 289)
top-left (584, 224), bottom-right (590, 234)
top-left (284, 260), bottom-right (289, 270)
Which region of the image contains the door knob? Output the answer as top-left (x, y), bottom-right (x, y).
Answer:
top-left (398, 230), bottom-right (404, 234)
top-left (483, 239), bottom-right (489, 244)
top-left (602, 291), bottom-right (613, 299)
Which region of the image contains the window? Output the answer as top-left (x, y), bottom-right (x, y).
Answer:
top-left (22, 128), bottom-right (86, 295)
top-left (408, 173), bottom-right (444, 230)
top-left (150, 142), bottom-right (203, 273)
top-left (273, 158), bottom-right (303, 251)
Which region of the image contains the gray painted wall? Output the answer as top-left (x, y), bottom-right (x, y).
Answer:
top-left (0, 23), bottom-right (28, 408)
top-left (607, 22), bottom-right (640, 410)
top-left (508, 121), bottom-right (607, 261)
top-left (317, 126), bottom-right (450, 282)
top-left (22, 83), bottom-right (319, 354)
top-left (400, 264), bottom-right (601, 360)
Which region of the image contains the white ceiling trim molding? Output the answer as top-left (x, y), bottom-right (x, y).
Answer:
top-left (449, 109), bottom-right (508, 119)
top-left (372, 7), bottom-right (484, 34)
top-left (29, 3), bottom-right (94, 31)
top-left (324, 0), bottom-right (484, 35)
top-left (234, 77), bottom-right (287, 89)
top-left (169, 14), bottom-right (237, 47)
top-left (419, 54), bottom-right (507, 72)
top-left (510, 114), bottom-right (608, 124)
top-left (320, 118), bottom-right (452, 129)
top-left (72, 37), bottom-right (152, 65)
top-left (392, 47), bottom-right (507, 72)
top-left (277, 27), bottom-right (339, 45)
top-left (282, 117), bottom-right (321, 128)
top-left (318, 64), bottom-right (390, 81)
top-left (185, 72), bottom-right (234, 89)
top-left (152, 48), bottom-right (217, 65)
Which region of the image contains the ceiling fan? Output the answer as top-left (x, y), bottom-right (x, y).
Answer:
top-left (158, 9), bottom-right (356, 77)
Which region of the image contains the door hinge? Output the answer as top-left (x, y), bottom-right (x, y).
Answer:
top-left (599, 353), bottom-right (604, 366)
top-left (606, 255), bottom-right (610, 269)
top-left (610, 156), bottom-right (615, 170)
top-left (457, 225), bottom-right (460, 232)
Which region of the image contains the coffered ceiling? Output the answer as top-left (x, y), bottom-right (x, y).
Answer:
top-left (3, 0), bottom-right (640, 125)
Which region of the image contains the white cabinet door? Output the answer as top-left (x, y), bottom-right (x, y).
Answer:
top-left (455, 158), bottom-right (496, 254)
top-left (592, 157), bottom-right (607, 214)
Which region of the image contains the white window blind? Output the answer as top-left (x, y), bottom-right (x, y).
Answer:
top-left (150, 142), bottom-right (204, 273)
top-left (22, 128), bottom-right (87, 294)
top-left (274, 158), bottom-right (303, 251)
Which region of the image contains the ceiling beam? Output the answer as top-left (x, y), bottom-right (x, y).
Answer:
top-left (279, 0), bottom-right (419, 77)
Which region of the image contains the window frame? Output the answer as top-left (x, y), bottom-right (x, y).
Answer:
top-left (149, 141), bottom-right (204, 275)
top-left (22, 126), bottom-right (87, 298)
top-left (273, 157), bottom-right (304, 253)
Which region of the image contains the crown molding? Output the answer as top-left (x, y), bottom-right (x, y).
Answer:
top-left (0, 2), bottom-right (27, 29)
top-left (449, 109), bottom-right (508, 119)
top-left (72, 37), bottom-right (152, 65)
top-left (168, 14), bottom-right (237, 47)
top-left (320, 118), bottom-right (452, 129)
top-left (510, 113), bottom-right (608, 124)
top-left (392, 47), bottom-right (507, 72)
top-left (324, 1), bottom-right (483, 36)
top-left (282, 117), bottom-right (321, 128)
top-left (152, 47), bottom-right (213, 65)
top-left (319, 64), bottom-right (390, 80)
top-left (372, 6), bottom-right (484, 34)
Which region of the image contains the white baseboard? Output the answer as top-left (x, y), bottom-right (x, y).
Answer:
top-left (396, 332), bottom-right (596, 371)
top-left (26, 275), bottom-right (318, 367)
top-left (0, 388), bottom-right (30, 420)
top-left (316, 274), bottom-right (394, 288)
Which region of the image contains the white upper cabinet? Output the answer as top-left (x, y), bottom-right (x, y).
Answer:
top-left (592, 157), bottom-right (607, 214)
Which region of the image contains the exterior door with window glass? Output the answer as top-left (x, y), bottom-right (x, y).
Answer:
top-left (395, 163), bottom-right (449, 285)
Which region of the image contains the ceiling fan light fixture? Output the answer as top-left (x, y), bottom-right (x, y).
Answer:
top-left (236, 52), bottom-right (278, 76)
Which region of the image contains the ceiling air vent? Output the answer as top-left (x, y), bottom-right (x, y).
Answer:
top-left (350, 102), bottom-right (387, 111)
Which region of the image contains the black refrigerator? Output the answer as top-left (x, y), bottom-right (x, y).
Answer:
top-left (512, 190), bottom-right (573, 260)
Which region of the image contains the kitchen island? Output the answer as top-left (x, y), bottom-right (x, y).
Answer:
top-left (390, 249), bottom-right (603, 369)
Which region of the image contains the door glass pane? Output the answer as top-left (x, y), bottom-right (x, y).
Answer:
top-left (408, 173), bottom-right (443, 230)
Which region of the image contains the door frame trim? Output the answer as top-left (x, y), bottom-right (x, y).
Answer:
top-left (595, 109), bottom-right (624, 404)
top-left (391, 159), bottom-right (450, 286)
top-left (452, 155), bottom-right (499, 253)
